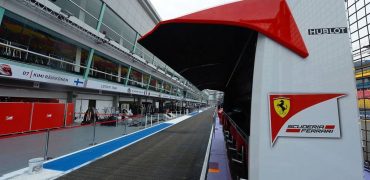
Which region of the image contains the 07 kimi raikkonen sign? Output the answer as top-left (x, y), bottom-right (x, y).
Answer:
top-left (269, 93), bottom-right (345, 145)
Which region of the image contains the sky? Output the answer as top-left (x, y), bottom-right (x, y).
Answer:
top-left (149, 0), bottom-right (239, 20)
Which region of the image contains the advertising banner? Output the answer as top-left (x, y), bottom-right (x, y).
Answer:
top-left (0, 60), bottom-right (85, 88)
top-left (0, 60), bottom-right (182, 100)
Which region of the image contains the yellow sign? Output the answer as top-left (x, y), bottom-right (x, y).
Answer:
top-left (274, 97), bottom-right (290, 118)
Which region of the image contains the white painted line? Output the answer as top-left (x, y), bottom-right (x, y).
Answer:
top-left (1, 115), bottom-right (193, 180)
top-left (200, 124), bottom-right (215, 180)
top-left (45, 115), bottom-right (189, 165)
top-left (1, 169), bottom-right (62, 180)
top-left (51, 116), bottom-right (192, 179)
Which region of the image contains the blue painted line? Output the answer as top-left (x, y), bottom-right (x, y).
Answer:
top-left (189, 111), bottom-right (199, 116)
top-left (44, 123), bottom-right (172, 171)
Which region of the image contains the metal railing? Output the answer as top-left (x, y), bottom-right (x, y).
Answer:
top-left (0, 110), bottom-right (188, 175)
top-left (222, 112), bottom-right (249, 144)
top-left (346, 0), bottom-right (370, 170)
top-left (17, 0), bottom-right (206, 99)
top-left (0, 39), bottom-right (183, 96)
top-left (219, 111), bottom-right (248, 179)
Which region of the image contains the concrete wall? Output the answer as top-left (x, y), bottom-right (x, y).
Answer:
top-left (0, 86), bottom-right (67, 99)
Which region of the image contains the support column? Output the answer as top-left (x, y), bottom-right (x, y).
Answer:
top-left (132, 33), bottom-right (139, 53)
top-left (159, 100), bottom-right (164, 113)
top-left (138, 97), bottom-right (143, 115)
top-left (66, 91), bottom-right (77, 126)
top-left (159, 81), bottom-right (163, 93)
top-left (83, 49), bottom-right (95, 80)
top-left (67, 91), bottom-right (77, 104)
top-left (0, 7), bottom-right (5, 25)
top-left (125, 66), bottom-right (132, 86)
top-left (154, 99), bottom-right (159, 113)
top-left (74, 47), bottom-right (82, 73)
top-left (82, 3), bottom-right (106, 80)
top-left (141, 73), bottom-right (144, 88)
top-left (113, 95), bottom-right (119, 110)
top-left (96, 3), bottom-right (106, 31)
top-left (146, 75), bottom-right (152, 90)
top-left (117, 65), bottom-right (122, 82)
top-left (155, 79), bottom-right (158, 91)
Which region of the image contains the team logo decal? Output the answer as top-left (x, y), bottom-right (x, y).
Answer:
top-left (273, 97), bottom-right (290, 118)
top-left (269, 93), bottom-right (345, 146)
top-left (0, 64), bottom-right (12, 76)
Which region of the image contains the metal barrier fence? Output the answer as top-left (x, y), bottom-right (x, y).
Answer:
top-left (346, 0), bottom-right (370, 169)
top-left (0, 38), bottom-right (176, 96)
top-left (14, 0), bottom-right (206, 98)
top-left (218, 110), bottom-right (248, 179)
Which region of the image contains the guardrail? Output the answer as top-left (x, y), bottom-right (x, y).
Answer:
top-left (0, 39), bottom-right (180, 96)
top-left (218, 109), bottom-right (249, 179)
top-left (222, 113), bottom-right (249, 144)
top-left (18, 0), bottom-right (204, 96)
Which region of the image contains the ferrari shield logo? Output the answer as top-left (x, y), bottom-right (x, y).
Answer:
top-left (273, 97), bottom-right (290, 118)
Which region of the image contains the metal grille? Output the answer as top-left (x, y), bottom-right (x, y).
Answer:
top-left (346, 0), bottom-right (370, 170)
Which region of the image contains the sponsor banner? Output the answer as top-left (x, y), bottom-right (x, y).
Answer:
top-left (184, 98), bottom-right (198, 102)
top-left (149, 91), bottom-right (160, 98)
top-left (86, 79), bottom-right (179, 100)
top-left (308, 27), bottom-right (347, 35)
top-left (127, 87), bottom-right (146, 95)
top-left (162, 94), bottom-right (171, 99)
top-left (85, 79), bottom-right (128, 93)
top-left (0, 61), bottom-right (85, 87)
top-left (269, 93), bottom-right (345, 145)
top-left (0, 60), bottom-right (184, 101)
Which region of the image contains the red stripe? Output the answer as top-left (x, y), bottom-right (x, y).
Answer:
top-left (286, 128), bottom-right (300, 133)
top-left (325, 125), bottom-right (335, 129)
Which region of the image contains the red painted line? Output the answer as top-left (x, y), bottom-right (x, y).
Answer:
top-left (286, 128), bottom-right (300, 133)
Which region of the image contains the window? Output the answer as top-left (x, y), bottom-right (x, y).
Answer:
top-left (143, 74), bottom-right (150, 88)
top-left (129, 68), bottom-right (143, 88)
top-left (0, 12), bottom-right (88, 75)
top-left (101, 6), bottom-right (137, 51)
top-left (90, 53), bottom-right (119, 82)
top-left (149, 77), bottom-right (158, 91)
top-left (163, 82), bottom-right (171, 94)
top-left (52, 0), bottom-right (102, 29)
top-left (120, 65), bottom-right (129, 83)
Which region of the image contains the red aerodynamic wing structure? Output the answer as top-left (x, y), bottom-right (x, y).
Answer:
top-left (141, 0), bottom-right (308, 58)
